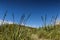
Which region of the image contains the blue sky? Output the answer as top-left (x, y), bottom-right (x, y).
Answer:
top-left (0, 0), bottom-right (60, 27)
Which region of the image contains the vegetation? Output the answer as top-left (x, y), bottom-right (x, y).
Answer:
top-left (0, 24), bottom-right (60, 40)
top-left (0, 10), bottom-right (60, 40)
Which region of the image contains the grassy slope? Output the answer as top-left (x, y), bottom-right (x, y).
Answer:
top-left (0, 24), bottom-right (60, 40)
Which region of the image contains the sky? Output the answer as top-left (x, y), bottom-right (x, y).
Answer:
top-left (0, 0), bottom-right (60, 28)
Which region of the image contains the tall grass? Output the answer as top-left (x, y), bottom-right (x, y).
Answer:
top-left (2, 10), bottom-right (7, 25)
top-left (24, 13), bottom-right (31, 25)
top-left (53, 13), bottom-right (59, 28)
top-left (0, 10), bottom-right (60, 40)
top-left (19, 14), bottom-right (25, 25)
top-left (41, 14), bottom-right (47, 30)
top-left (12, 12), bottom-right (15, 24)
top-left (19, 13), bottom-right (31, 26)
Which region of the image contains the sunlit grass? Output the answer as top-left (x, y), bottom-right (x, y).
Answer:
top-left (0, 24), bottom-right (60, 40)
top-left (0, 10), bottom-right (60, 40)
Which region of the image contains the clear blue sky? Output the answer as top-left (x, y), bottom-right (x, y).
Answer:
top-left (0, 0), bottom-right (60, 27)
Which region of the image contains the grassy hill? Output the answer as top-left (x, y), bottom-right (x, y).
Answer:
top-left (0, 24), bottom-right (60, 40)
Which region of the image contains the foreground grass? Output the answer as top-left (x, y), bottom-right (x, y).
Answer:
top-left (0, 24), bottom-right (60, 40)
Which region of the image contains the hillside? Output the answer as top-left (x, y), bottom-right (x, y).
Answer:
top-left (0, 24), bottom-right (60, 40)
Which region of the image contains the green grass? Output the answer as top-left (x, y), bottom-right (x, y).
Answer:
top-left (0, 24), bottom-right (60, 40)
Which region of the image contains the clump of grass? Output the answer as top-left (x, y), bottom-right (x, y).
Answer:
top-left (2, 10), bottom-right (7, 25)
top-left (19, 13), bottom-right (25, 25)
top-left (41, 14), bottom-right (47, 30)
top-left (24, 13), bottom-right (31, 25)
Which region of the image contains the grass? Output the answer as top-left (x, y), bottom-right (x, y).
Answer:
top-left (0, 10), bottom-right (60, 40)
top-left (0, 24), bottom-right (60, 40)
top-left (0, 24), bottom-right (37, 40)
